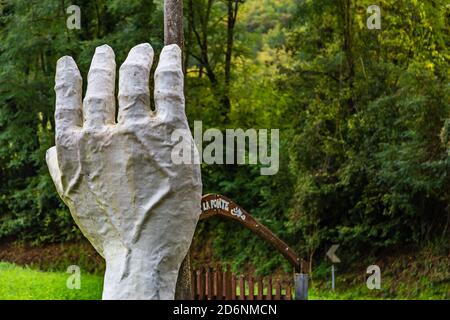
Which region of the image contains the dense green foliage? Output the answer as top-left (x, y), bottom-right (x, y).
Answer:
top-left (280, 0), bottom-right (450, 266)
top-left (1, 0), bottom-right (449, 275)
top-left (0, 0), bottom-right (164, 243)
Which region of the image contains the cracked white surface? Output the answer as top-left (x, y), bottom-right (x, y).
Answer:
top-left (46, 43), bottom-right (202, 300)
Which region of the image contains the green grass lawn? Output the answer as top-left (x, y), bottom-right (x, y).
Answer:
top-left (0, 262), bottom-right (352, 300)
top-left (0, 262), bottom-right (103, 300)
top-left (1, 262), bottom-right (447, 300)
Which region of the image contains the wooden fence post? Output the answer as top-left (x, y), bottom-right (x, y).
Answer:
top-left (286, 283), bottom-right (292, 300)
top-left (197, 268), bottom-right (204, 300)
top-left (248, 276), bottom-right (254, 300)
top-left (231, 274), bottom-right (237, 300)
top-left (216, 264), bottom-right (223, 299)
top-left (206, 267), bottom-right (213, 300)
top-left (190, 269), bottom-right (197, 299)
top-left (257, 277), bottom-right (263, 300)
top-left (267, 276), bottom-right (273, 300)
top-left (239, 275), bottom-right (245, 300)
top-left (275, 279), bottom-right (281, 300)
top-left (224, 267), bottom-right (232, 300)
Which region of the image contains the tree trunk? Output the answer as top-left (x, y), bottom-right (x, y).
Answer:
top-left (164, 0), bottom-right (192, 300)
top-left (342, 0), bottom-right (355, 113)
top-left (221, 0), bottom-right (240, 120)
top-left (225, 0), bottom-right (238, 88)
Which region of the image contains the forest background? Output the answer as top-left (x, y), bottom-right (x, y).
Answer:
top-left (0, 0), bottom-right (448, 299)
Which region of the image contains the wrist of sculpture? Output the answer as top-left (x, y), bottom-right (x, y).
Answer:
top-left (102, 245), bottom-right (180, 300)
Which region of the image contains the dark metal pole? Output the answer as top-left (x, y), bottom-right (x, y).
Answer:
top-left (164, 0), bottom-right (184, 50)
top-left (295, 273), bottom-right (309, 300)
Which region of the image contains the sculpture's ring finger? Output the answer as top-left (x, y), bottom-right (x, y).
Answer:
top-left (118, 43), bottom-right (154, 124)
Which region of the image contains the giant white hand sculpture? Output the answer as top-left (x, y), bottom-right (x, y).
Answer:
top-left (46, 43), bottom-right (202, 299)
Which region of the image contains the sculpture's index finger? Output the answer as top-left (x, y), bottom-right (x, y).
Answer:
top-left (154, 44), bottom-right (186, 123)
top-left (84, 45), bottom-right (116, 128)
top-left (54, 56), bottom-right (83, 132)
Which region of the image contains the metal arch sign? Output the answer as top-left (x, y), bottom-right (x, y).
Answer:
top-left (200, 194), bottom-right (301, 271)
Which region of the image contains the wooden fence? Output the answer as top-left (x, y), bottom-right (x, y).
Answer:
top-left (191, 265), bottom-right (293, 300)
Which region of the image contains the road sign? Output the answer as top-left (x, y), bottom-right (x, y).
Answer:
top-left (326, 244), bottom-right (341, 263)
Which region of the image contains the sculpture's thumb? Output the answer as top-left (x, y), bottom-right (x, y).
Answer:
top-left (46, 146), bottom-right (65, 196)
